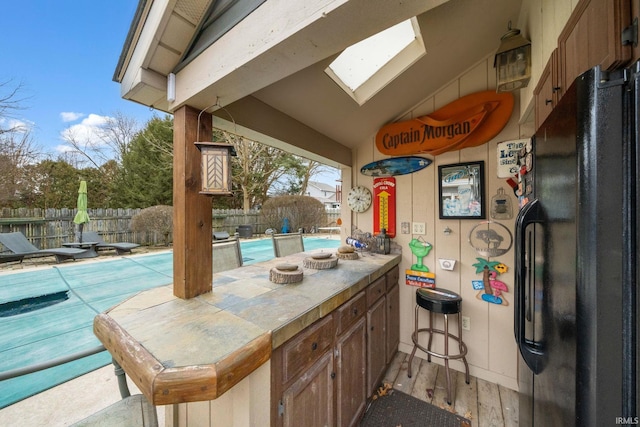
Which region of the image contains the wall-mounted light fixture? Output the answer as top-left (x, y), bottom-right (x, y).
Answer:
top-left (494, 23), bottom-right (531, 93)
top-left (167, 73), bottom-right (176, 102)
top-left (194, 141), bottom-right (236, 195)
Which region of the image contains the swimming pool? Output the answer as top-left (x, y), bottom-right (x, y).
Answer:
top-left (0, 236), bottom-right (340, 408)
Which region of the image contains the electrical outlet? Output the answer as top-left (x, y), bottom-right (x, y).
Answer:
top-left (462, 316), bottom-right (471, 331)
top-left (412, 222), bottom-right (426, 235)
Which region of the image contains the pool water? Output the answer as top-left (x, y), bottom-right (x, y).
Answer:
top-left (0, 236), bottom-right (340, 408)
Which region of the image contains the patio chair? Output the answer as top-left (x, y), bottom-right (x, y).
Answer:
top-left (80, 231), bottom-right (140, 255)
top-left (271, 232), bottom-right (305, 257)
top-left (0, 232), bottom-right (87, 264)
top-left (212, 237), bottom-right (243, 273)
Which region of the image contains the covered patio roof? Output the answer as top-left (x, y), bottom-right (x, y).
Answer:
top-left (114, 0), bottom-right (523, 168)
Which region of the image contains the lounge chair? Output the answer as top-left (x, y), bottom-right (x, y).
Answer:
top-left (0, 232), bottom-right (87, 264)
top-left (80, 231), bottom-right (140, 255)
top-left (213, 231), bottom-right (230, 240)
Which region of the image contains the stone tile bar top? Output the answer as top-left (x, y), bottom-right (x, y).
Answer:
top-left (93, 251), bottom-right (401, 406)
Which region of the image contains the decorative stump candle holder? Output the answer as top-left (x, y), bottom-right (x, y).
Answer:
top-left (336, 245), bottom-right (359, 260)
top-left (270, 263), bottom-right (303, 284)
top-left (303, 255), bottom-right (339, 270)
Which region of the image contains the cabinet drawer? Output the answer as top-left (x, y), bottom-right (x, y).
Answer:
top-left (337, 291), bottom-right (366, 335)
top-left (366, 277), bottom-right (386, 307)
top-left (386, 265), bottom-right (399, 292)
top-left (282, 315), bottom-right (334, 384)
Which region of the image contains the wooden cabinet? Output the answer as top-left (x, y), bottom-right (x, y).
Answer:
top-left (335, 317), bottom-right (366, 427)
top-left (273, 292), bottom-right (367, 427)
top-left (386, 282), bottom-right (400, 364)
top-left (366, 294), bottom-right (386, 395)
top-left (557, 0), bottom-right (631, 100)
top-left (536, 0), bottom-right (633, 127)
top-left (366, 265), bottom-right (400, 395)
top-left (272, 265), bottom-right (401, 427)
top-left (534, 49), bottom-right (559, 129)
top-left (281, 351), bottom-right (334, 427)
top-left (385, 266), bottom-right (400, 364)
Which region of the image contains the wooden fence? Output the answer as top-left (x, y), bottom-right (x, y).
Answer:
top-left (0, 207), bottom-right (342, 249)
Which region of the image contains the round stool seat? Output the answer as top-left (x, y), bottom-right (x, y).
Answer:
top-left (416, 287), bottom-right (462, 314)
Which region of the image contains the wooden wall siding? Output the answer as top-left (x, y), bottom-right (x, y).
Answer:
top-left (353, 55), bottom-right (530, 389)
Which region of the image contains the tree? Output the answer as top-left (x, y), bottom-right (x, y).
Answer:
top-left (21, 160), bottom-right (81, 208)
top-left (112, 115), bottom-right (174, 208)
top-left (214, 130), bottom-right (305, 211)
top-left (0, 127), bottom-right (41, 207)
top-left (0, 79), bottom-right (41, 207)
top-left (261, 195), bottom-right (326, 232)
top-left (61, 111), bottom-right (142, 168)
top-left (0, 79), bottom-right (29, 135)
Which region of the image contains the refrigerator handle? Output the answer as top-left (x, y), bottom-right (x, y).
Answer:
top-left (515, 199), bottom-right (545, 374)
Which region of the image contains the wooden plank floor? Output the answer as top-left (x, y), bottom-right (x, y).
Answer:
top-left (378, 351), bottom-right (519, 427)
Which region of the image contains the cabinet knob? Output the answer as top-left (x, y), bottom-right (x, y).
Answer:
top-left (352, 308), bottom-right (358, 316)
top-left (552, 86), bottom-right (561, 93)
top-left (545, 99), bottom-right (553, 105)
top-left (311, 342), bottom-right (318, 351)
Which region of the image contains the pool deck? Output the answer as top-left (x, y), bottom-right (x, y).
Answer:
top-left (0, 234), bottom-right (340, 426)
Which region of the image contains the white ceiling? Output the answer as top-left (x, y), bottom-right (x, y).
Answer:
top-left (246, 0), bottom-right (523, 151)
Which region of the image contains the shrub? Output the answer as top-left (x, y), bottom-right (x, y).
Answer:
top-left (260, 195), bottom-right (326, 233)
top-left (131, 205), bottom-right (173, 245)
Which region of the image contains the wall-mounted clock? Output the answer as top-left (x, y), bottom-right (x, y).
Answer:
top-left (347, 185), bottom-right (372, 212)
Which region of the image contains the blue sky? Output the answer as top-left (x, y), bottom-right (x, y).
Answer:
top-left (1, 1), bottom-right (340, 185)
top-left (1, 1), bottom-right (157, 157)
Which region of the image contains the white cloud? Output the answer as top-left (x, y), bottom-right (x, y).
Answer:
top-left (58, 113), bottom-right (113, 152)
top-left (60, 112), bottom-right (84, 122)
top-left (0, 117), bottom-right (33, 133)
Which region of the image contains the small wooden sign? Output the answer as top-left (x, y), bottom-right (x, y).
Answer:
top-left (376, 91), bottom-right (514, 156)
top-left (373, 177), bottom-right (396, 237)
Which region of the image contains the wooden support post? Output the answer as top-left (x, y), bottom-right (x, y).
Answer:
top-left (173, 106), bottom-right (213, 299)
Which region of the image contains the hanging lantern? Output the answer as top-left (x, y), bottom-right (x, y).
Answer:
top-left (494, 23), bottom-right (531, 93)
top-left (376, 228), bottom-right (391, 254)
top-left (194, 142), bottom-right (236, 195)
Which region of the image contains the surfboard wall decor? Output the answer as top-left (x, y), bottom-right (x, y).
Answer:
top-left (360, 156), bottom-right (432, 177)
top-left (375, 91), bottom-right (514, 156)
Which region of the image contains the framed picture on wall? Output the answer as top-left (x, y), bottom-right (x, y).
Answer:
top-left (438, 161), bottom-right (486, 219)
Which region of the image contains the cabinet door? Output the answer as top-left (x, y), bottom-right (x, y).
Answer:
top-left (385, 283), bottom-right (400, 364)
top-left (336, 317), bottom-right (367, 427)
top-left (367, 297), bottom-right (386, 396)
top-left (558, 0), bottom-right (631, 100)
top-left (282, 351), bottom-right (334, 427)
top-left (534, 49), bottom-right (558, 129)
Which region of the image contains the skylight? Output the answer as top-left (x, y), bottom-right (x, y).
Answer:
top-left (326, 18), bottom-right (425, 105)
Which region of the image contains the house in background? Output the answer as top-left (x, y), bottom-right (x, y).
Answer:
top-left (305, 181), bottom-right (341, 209)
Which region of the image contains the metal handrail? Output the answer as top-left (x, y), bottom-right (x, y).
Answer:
top-left (0, 345), bottom-right (131, 398)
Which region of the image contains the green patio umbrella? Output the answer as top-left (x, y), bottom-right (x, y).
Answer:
top-left (73, 180), bottom-right (90, 243)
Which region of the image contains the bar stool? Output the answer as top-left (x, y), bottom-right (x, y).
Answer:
top-left (407, 287), bottom-right (470, 405)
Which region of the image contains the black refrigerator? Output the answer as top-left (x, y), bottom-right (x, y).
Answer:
top-left (515, 63), bottom-right (639, 426)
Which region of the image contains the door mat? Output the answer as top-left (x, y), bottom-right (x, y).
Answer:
top-left (359, 389), bottom-right (471, 427)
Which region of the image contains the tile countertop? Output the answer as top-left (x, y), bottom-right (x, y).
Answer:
top-left (93, 250), bottom-right (401, 406)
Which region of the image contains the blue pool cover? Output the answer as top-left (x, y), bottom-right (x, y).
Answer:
top-left (0, 237), bottom-right (340, 408)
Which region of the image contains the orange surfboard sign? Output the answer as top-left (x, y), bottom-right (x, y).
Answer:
top-left (376, 91), bottom-right (514, 156)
